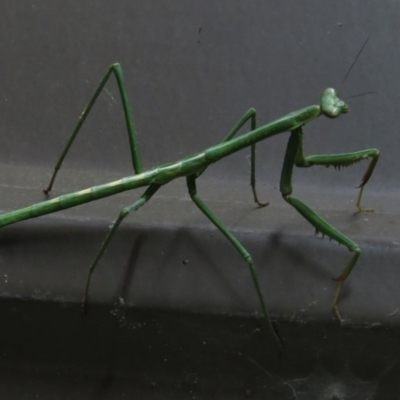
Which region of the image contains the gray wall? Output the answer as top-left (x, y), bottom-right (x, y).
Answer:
top-left (0, 2), bottom-right (396, 196)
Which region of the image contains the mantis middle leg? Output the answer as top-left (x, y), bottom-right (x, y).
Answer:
top-left (197, 108), bottom-right (268, 206)
top-left (82, 183), bottom-right (161, 314)
top-left (44, 63), bottom-right (143, 194)
top-left (186, 174), bottom-right (282, 347)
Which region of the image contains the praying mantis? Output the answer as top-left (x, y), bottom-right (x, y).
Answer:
top-left (0, 58), bottom-right (379, 348)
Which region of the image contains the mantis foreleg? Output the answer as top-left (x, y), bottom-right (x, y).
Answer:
top-left (82, 183), bottom-right (161, 314)
top-left (284, 195), bottom-right (360, 319)
top-left (280, 128), bottom-right (362, 320)
top-left (186, 175), bottom-right (281, 347)
top-left (44, 63), bottom-right (143, 194)
top-left (293, 130), bottom-right (380, 212)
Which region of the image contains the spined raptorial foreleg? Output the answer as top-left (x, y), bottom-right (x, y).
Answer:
top-left (44, 63), bottom-right (143, 194)
top-left (283, 195), bottom-right (360, 319)
top-left (281, 129), bottom-right (361, 319)
top-left (82, 183), bottom-right (160, 314)
top-left (186, 175), bottom-right (281, 348)
top-left (296, 149), bottom-right (380, 212)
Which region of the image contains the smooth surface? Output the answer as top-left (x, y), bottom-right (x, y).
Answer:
top-left (0, 1), bottom-right (395, 192)
top-left (0, 164), bottom-right (399, 323)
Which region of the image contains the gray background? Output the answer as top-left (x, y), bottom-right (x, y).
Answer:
top-left (0, 1), bottom-right (395, 192)
top-left (0, 2), bottom-right (399, 399)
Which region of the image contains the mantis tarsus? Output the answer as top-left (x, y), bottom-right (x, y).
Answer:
top-left (1, 62), bottom-right (379, 348)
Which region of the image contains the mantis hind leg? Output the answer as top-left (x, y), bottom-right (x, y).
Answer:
top-left (81, 183), bottom-right (160, 314)
top-left (186, 175), bottom-right (282, 348)
top-left (44, 63), bottom-right (143, 194)
top-left (197, 108), bottom-right (268, 207)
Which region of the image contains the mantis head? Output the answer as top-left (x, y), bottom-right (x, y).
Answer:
top-left (320, 88), bottom-right (349, 118)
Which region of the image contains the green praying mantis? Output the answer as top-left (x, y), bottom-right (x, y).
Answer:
top-left (0, 54), bottom-right (379, 348)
